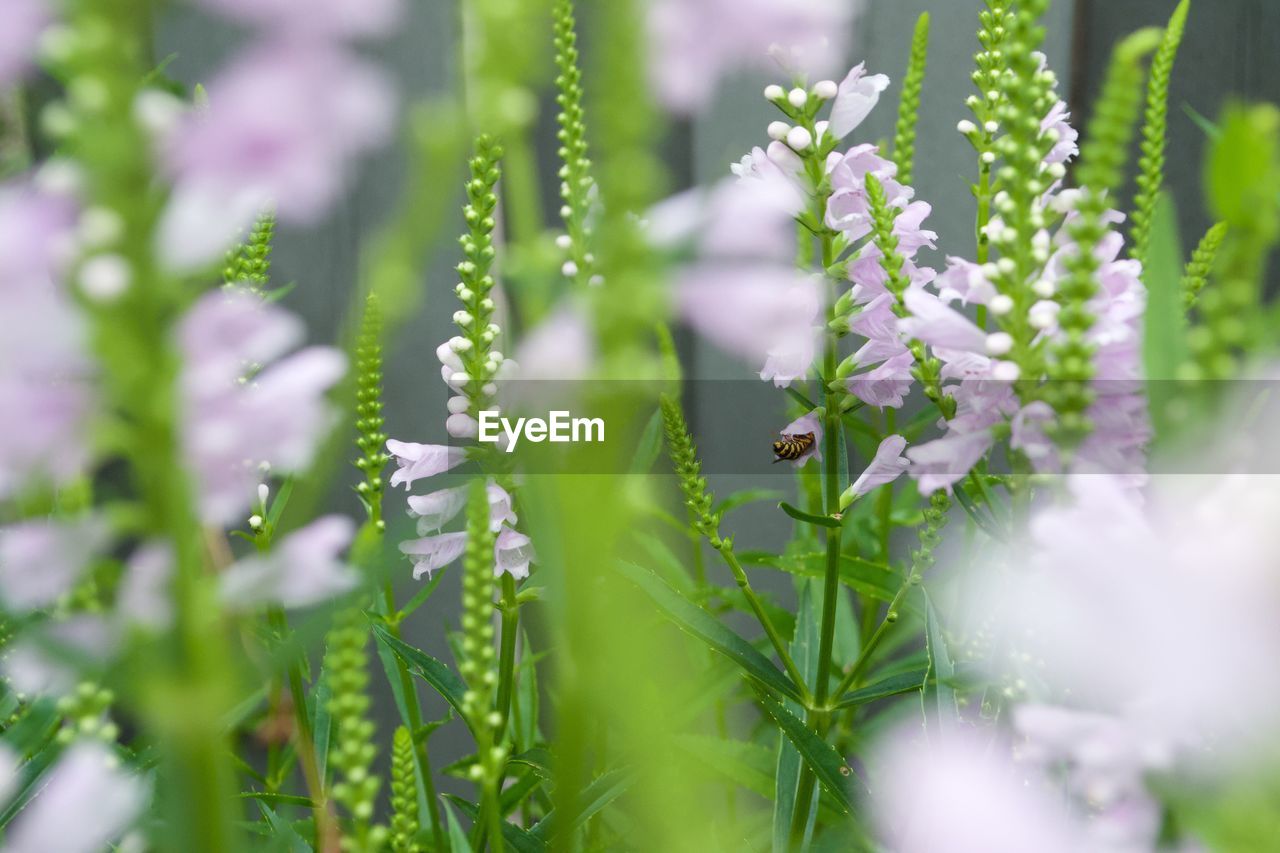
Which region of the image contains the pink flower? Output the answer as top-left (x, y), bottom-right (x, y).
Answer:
top-left (159, 43), bottom-right (395, 269)
top-left (0, 518), bottom-right (108, 612)
top-left (221, 515), bottom-right (358, 608)
top-left (386, 440), bottom-right (466, 490)
top-left (871, 724), bottom-right (1084, 853)
top-left (6, 741), bottom-right (148, 853)
top-left (117, 541), bottom-right (173, 631)
top-left (676, 267), bottom-right (822, 388)
top-left (825, 144), bottom-right (909, 239)
top-left (197, 0), bottom-right (402, 40)
top-left (495, 525), bottom-right (536, 579)
top-left (776, 411), bottom-right (823, 469)
top-left (0, 0), bottom-right (49, 87)
top-left (1042, 100), bottom-right (1079, 166)
top-left (512, 302), bottom-right (594, 381)
top-left (0, 183), bottom-right (94, 498)
top-left (406, 481), bottom-right (514, 535)
top-left (847, 434), bottom-right (909, 500)
top-left (899, 289), bottom-right (986, 353)
top-left (905, 428), bottom-right (993, 495)
top-left (646, 0), bottom-right (856, 113)
top-left (827, 62), bottom-right (890, 139)
top-left (846, 350), bottom-right (914, 408)
top-left (179, 289), bottom-right (346, 525)
top-left (935, 257), bottom-right (996, 306)
top-left (400, 531), bottom-right (467, 581)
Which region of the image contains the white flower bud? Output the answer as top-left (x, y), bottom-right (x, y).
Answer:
top-left (453, 310), bottom-right (473, 326)
top-left (133, 89), bottom-right (186, 137)
top-left (479, 297), bottom-right (495, 311)
top-left (999, 227), bottom-right (1017, 244)
top-left (79, 254), bottom-right (131, 302)
top-left (482, 383), bottom-right (497, 397)
top-left (989, 294), bottom-right (1014, 316)
top-left (446, 413), bottom-right (479, 439)
top-left (258, 484), bottom-right (270, 507)
top-left (956, 120), bottom-right (978, 135)
top-left (814, 120), bottom-right (829, 141)
top-left (981, 151), bottom-right (996, 164)
top-left (786, 126), bottom-right (813, 151)
top-left (814, 79), bottom-right (838, 99)
top-left (555, 234), bottom-right (572, 249)
top-left (562, 260), bottom-right (579, 277)
top-left (559, 205), bottom-right (572, 219)
top-left (449, 335), bottom-right (472, 352)
top-left (996, 258), bottom-right (1016, 276)
top-left (985, 332), bottom-right (1014, 356)
top-left (1046, 162), bottom-right (1067, 180)
top-left (34, 159), bottom-right (84, 196)
top-left (992, 360), bottom-right (1021, 381)
top-left (984, 120), bottom-right (999, 134)
top-left (447, 395), bottom-right (470, 414)
top-left (450, 372), bottom-right (472, 386)
top-left (248, 514), bottom-right (263, 530)
top-left (1029, 301), bottom-right (1059, 330)
top-left (767, 121), bottom-right (790, 141)
top-left (764, 84), bottom-right (785, 101)
top-left (1033, 279), bottom-right (1056, 298)
top-left (588, 274), bottom-right (604, 287)
top-left (787, 87), bottom-right (808, 108)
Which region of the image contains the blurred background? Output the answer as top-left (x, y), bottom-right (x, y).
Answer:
top-left (13, 0), bottom-right (1272, 798)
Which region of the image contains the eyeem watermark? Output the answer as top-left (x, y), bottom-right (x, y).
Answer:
top-left (478, 410), bottom-right (605, 452)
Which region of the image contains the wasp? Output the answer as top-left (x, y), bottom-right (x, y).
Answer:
top-left (772, 431), bottom-right (815, 463)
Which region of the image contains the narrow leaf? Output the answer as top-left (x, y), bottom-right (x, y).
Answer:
top-left (778, 501), bottom-right (842, 529)
top-left (832, 668), bottom-right (928, 709)
top-left (372, 623), bottom-right (471, 727)
top-left (755, 691), bottom-right (853, 814)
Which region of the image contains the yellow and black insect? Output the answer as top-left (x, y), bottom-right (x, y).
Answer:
top-left (772, 432), bottom-right (815, 463)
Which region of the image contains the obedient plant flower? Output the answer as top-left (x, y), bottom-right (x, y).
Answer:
top-left (116, 542), bottom-right (173, 631)
top-left (159, 43), bottom-right (395, 269)
top-left (4, 741), bottom-right (147, 853)
top-left (871, 724), bottom-right (1084, 853)
top-left (840, 434), bottom-right (909, 509)
top-left (221, 515), bottom-right (358, 609)
top-left (0, 518), bottom-right (107, 612)
top-left (400, 482), bottom-right (533, 580)
top-left (775, 411), bottom-right (823, 469)
top-left (645, 0), bottom-right (856, 113)
top-left (0, 182), bottom-right (95, 498)
top-left (178, 289), bottom-right (346, 525)
top-left (0, 0), bottom-right (49, 86)
top-left (387, 440), bottom-right (467, 490)
top-left (827, 63), bottom-right (890, 140)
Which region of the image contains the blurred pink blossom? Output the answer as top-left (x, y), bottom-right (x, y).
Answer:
top-left (6, 742), bottom-right (147, 853)
top-left (646, 0), bottom-right (857, 113)
top-left (0, 183), bottom-right (95, 498)
top-left (179, 289), bottom-right (346, 525)
top-left (0, 518), bottom-right (108, 612)
top-left (0, 0), bottom-right (49, 87)
top-left (159, 43), bottom-right (395, 269)
top-left (221, 515), bottom-right (357, 608)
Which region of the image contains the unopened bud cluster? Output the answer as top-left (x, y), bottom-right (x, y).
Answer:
top-left (354, 293), bottom-right (390, 529)
top-left (324, 608), bottom-right (386, 848)
top-left (55, 681), bottom-right (119, 746)
top-left (658, 395), bottom-right (723, 546)
top-left (553, 0), bottom-right (598, 285)
top-left (762, 77), bottom-right (840, 159)
top-left (222, 212), bottom-right (276, 293)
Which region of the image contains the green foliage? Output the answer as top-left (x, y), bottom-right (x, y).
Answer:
top-left (1182, 221), bottom-right (1229, 310)
top-left (353, 293), bottom-right (390, 529)
top-left (1130, 0), bottom-right (1190, 267)
top-left (389, 727), bottom-right (421, 853)
top-left (1187, 104), bottom-right (1280, 379)
top-left (891, 13), bottom-right (930, 187)
top-left (454, 136), bottom-right (505, 415)
top-left (1047, 28), bottom-right (1158, 449)
top-left (658, 394), bottom-right (718, 541)
top-left (552, 0), bottom-right (595, 285)
top-left (222, 212), bottom-right (276, 292)
top-left (324, 608), bottom-right (385, 849)
top-left (966, 0), bottom-right (1016, 265)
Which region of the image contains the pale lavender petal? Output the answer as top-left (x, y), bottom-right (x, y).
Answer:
top-left (906, 428), bottom-right (993, 494)
top-left (0, 518), bottom-right (108, 611)
top-left (494, 525), bottom-right (536, 580)
top-left (220, 515), bottom-right (357, 609)
top-left (847, 350), bottom-right (914, 409)
top-left (487, 483), bottom-right (517, 532)
top-left (400, 531), bottom-right (468, 580)
top-left (0, 0), bottom-right (49, 87)
top-left (849, 434), bottom-right (909, 498)
top-left (828, 62), bottom-right (890, 139)
top-left (386, 440), bottom-right (467, 490)
top-left (407, 486), bottom-right (468, 534)
top-left (778, 411), bottom-right (823, 468)
top-left (512, 302), bottom-right (594, 381)
top-left (7, 742), bottom-right (147, 853)
top-left (899, 288), bottom-right (986, 353)
top-left (117, 541), bottom-right (173, 630)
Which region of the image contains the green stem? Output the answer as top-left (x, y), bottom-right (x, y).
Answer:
top-left (381, 583), bottom-right (446, 853)
top-left (831, 574), bottom-right (914, 700)
top-left (718, 547), bottom-right (809, 695)
top-left (495, 574), bottom-right (520, 736)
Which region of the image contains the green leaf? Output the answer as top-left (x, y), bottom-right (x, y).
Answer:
top-left (241, 792), bottom-right (315, 808)
top-left (528, 769), bottom-right (632, 842)
top-left (1208, 103), bottom-right (1280, 229)
top-left (372, 623), bottom-right (471, 728)
top-left (629, 408), bottom-right (664, 474)
top-left (256, 803), bottom-right (312, 853)
top-left (617, 561), bottom-right (804, 703)
top-left (785, 386), bottom-right (818, 411)
top-left (755, 691), bottom-right (853, 815)
top-left (774, 579), bottom-right (820, 852)
top-left (832, 668), bottom-right (928, 709)
top-left (1182, 102), bottom-right (1221, 140)
top-left (441, 798), bottom-right (476, 853)
top-left (713, 489), bottom-right (785, 518)
top-left (778, 501), bottom-right (842, 529)
top-left (922, 593), bottom-right (961, 734)
top-left (508, 747), bottom-right (553, 780)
